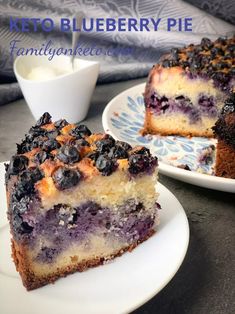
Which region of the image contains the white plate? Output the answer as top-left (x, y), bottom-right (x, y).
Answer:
top-left (102, 83), bottom-right (235, 193)
top-left (0, 162), bottom-right (189, 314)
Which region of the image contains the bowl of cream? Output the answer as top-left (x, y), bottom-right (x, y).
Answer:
top-left (14, 55), bottom-right (100, 123)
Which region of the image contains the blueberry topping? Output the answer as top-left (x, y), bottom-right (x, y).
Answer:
top-left (217, 36), bottom-right (227, 45)
top-left (42, 139), bottom-right (61, 152)
top-left (128, 154), bottom-right (157, 175)
top-left (116, 141), bottom-right (132, 151)
top-left (86, 151), bottom-right (99, 161)
top-left (128, 154), bottom-right (150, 174)
top-left (54, 119), bottom-right (68, 129)
top-left (57, 145), bottom-right (81, 164)
top-left (32, 136), bottom-right (46, 149)
top-left (211, 47), bottom-right (224, 57)
top-left (95, 136), bottom-right (115, 153)
top-left (95, 155), bottom-right (117, 176)
top-left (34, 151), bottom-right (50, 164)
top-left (161, 59), bottom-right (178, 68)
top-left (7, 155), bottom-right (29, 177)
top-left (133, 147), bottom-right (151, 156)
top-left (161, 60), bottom-right (171, 67)
top-left (201, 37), bottom-right (213, 50)
top-left (212, 71), bottom-right (230, 85)
top-left (52, 167), bottom-right (81, 190)
top-left (14, 168), bottom-right (43, 200)
top-left (47, 129), bottom-right (59, 140)
top-left (108, 145), bottom-right (128, 159)
top-left (35, 112), bottom-right (52, 127)
top-left (70, 125), bottom-right (91, 138)
top-left (171, 48), bottom-right (179, 61)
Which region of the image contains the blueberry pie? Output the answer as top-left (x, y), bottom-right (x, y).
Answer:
top-left (143, 36), bottom-right (235, 137)
top-left (213, 93), bottom-right (235, 178)
top-left (5, 113), bottom-right (159, 290)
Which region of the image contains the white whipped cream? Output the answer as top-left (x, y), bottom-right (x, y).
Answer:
top-left (26, 65), bottom-right (73, 81)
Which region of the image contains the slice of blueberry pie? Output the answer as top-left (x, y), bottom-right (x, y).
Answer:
top-left (5, 112), bottom-right (159, 290)
top-left (143, 36), bottom-right (235, 137)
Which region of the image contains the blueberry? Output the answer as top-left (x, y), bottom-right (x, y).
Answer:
top-left (212, 71), bottom-right (229, 84)
top-left (52, 167), bottom-right (81, 190)
top-left (95, 155), bottom-right (117, 176)
top-left (217, 36), bottom-right (227, 45)
top-left (215, 62), bottom-right (229, 70)
top-left (108, 146), bottom-right (128, 159)
top-left (29, 126), bottom-right (47, 137)
top-left (86, 151), bottom-right (99, 161)
top-left (175, 95), bottom-right (185, 100)
top-left (54, 119), bottom-right (68, 129)
top-left (133, 147), bottom-right (151, 156)
top-left (35, 112), bottom-right (52, 127)
top-left (211, 46), bottom-right (224, 57)
top-left (70, 124), bottom-right (91, 138)
top-left (128, 154), bottom-right (150, 175)
top-left (161, 60), bottom-right (170, 67)
top-left (47, 129), bottom-right (59, 140)
top-left (12, 195), bottom-right (30, 214)
top-left (34, 151), bottom-right (49, 164)
top-left (16, 141), bottom-right (29, 154)
top-left (42, 139), bottom-right (61, 152)
top-left (128, 154), bottom-right (157, 175)
top-left (57, 145), bottom-right (81, 164)
top-left (229, 67), bottom-right (235, 75)
top-left (181, 61), bottom-right (190, 68)
top-left (14, 168), bottom-right (43, 200)
top-left (21, 221), bottom-right (34, 233)
top-left (95, 136), bottom-right (115, 153)
top-left (171, 48), bottom-right (179, 61)
top-left (186, 50), bottom-right (195, 58)
top-left (190, 57), bottom-right (201, 70)
top-left (32, 136), bottom-right (46, 149)
top-left (12, 213), bottom-right (34, 235)
top-left (115, 141), bottom-right (132, 151)
top-left (161, 59), bottom-right (178, 68)
top-left (201, 38), bottom-right (213, 50)
top-left (227, 44), bottom-right (235, 53)
top-left (7, 155), bottom-right (29, 176)
top-left (201, 55), bottom-right (211, 66)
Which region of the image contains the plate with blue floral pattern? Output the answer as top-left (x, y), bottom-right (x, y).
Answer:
top-left (102, 83), bottom-right (235, 193)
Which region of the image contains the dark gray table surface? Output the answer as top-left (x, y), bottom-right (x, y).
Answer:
top-left (0, 78), bottom-right (234, 314)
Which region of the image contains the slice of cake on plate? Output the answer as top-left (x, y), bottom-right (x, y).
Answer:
top-left (5, 112), bottom-right (159, 290)
top-left (213, 93), bottom-right (235, 178)
top-left (143, 36), bottom-right (235, 137)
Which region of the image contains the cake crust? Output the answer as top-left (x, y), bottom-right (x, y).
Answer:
top-left (12, 230), bottom-right (154, 291)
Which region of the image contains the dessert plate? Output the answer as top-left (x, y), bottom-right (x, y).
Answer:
top-left (0, 162), bottom-right (189, 314)
top-left (102, 83), bottom-right (235, 193)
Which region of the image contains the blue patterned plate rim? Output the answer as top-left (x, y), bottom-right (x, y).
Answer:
top-left (102, 83), bottom-right (235, 193)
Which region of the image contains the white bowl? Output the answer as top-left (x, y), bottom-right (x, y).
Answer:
top-left (14, 55), bottom-right (100, 123)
